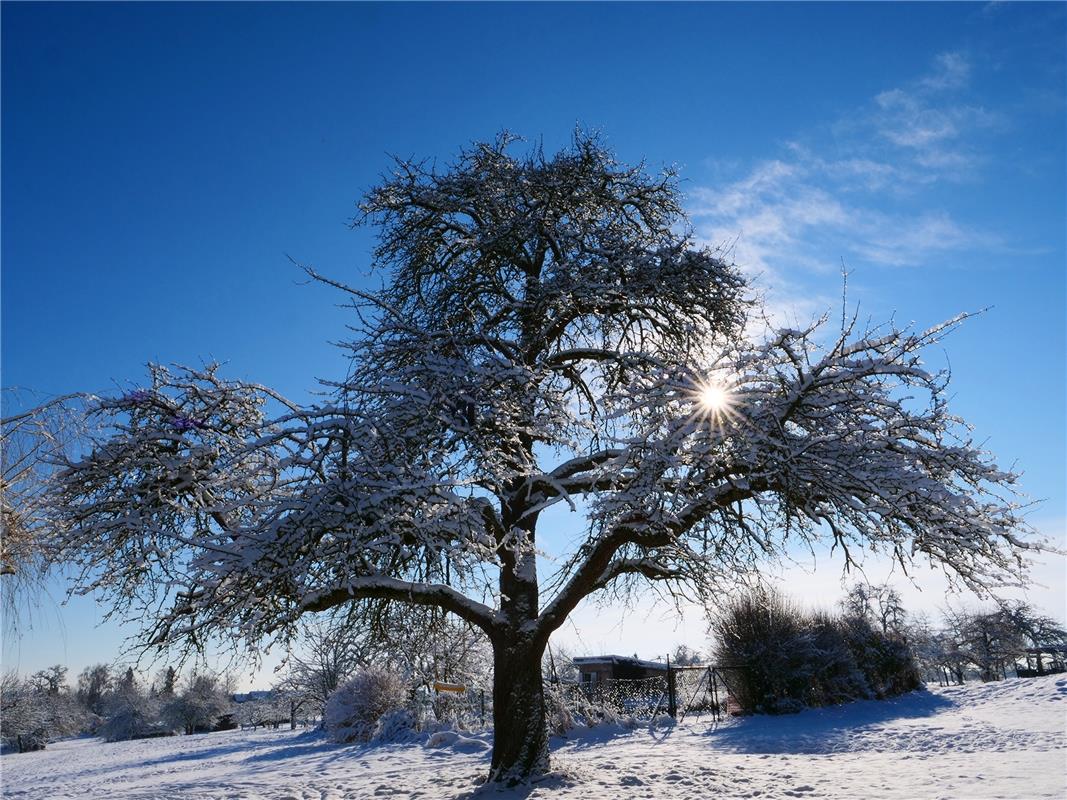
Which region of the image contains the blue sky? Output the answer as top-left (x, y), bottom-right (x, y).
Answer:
top-left (3, 2), bottom-right (1064, 683)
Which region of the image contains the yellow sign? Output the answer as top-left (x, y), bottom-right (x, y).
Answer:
top-left (433, 681), bottom-right (466, 693)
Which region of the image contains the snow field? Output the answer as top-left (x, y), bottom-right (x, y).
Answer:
top-left (2, 674), bottom-right (1064, 800)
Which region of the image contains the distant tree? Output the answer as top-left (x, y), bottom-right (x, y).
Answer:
top-left (543, 644), bottom-right (579, 684)
top-left (76, 664), bottom-right (113, 716)
top-left (952, 602), bottom-right (1066, 682)
top-left (1002, 601), bottom-right (1067, 650)
top-left (385, 608), bottom-right (492, 691)
top-left (904, 614), bottom-right (945, 684)
top-left (28, 664), bottom-right (67, 696)
top-left (153, 666), bottom-right (178, 699)
top-left (930, 607), bottom-right (973, 685)
top-left (49, 132), bottom-right (1041, 783)
top-left (234, 694), bottom-right (287, 730)
top-left (671, 644), bottom-right (704, 666)
top-left (2, 668), bottom-right (84, 750)
top-left (961, 609), bottom-right (1028, 681)
top-left (99, 668), bottom-right (163, 742)
top-left (281, 616), bottom-right (369, 723)
top-left (841, 583), bottom-right (907, 637)
top-left (163, 673), bottom-right (230, 735)
top-left (0, 671), bottom-right (48, 752)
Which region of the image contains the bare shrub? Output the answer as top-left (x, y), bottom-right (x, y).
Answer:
top-left (713, 588), bottom-right (920, 714)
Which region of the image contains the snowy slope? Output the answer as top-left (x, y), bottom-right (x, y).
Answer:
top-left (2, 675), bottom-right (1064, 800)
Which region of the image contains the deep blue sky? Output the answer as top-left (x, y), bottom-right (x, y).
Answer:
top-left (3, 2), bottom-right (1064, 681)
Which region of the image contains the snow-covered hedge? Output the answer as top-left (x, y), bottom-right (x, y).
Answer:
top-left (713, 588), bottom-right (921, 714)
top-left (324, 668), bottom-right (409, 743)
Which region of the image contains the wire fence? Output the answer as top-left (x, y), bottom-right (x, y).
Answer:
top-left (561, 666), bottom-right (735, 721)
top-left (412, 684), bottom-right (491, 730)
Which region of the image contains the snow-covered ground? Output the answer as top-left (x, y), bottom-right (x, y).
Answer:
top-left (3, 675), bottom-right (1064, 800)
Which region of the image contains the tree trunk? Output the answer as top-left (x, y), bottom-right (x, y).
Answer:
top-left (488, 637), bottom-right (550, 785)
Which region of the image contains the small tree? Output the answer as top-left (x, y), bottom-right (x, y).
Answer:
top-left (951, 602), bottom-right (1065, 681)
top-left (153, 666), bottom-right (178, 699)
top-left (282, 616), bottom-right (370, 723)
top-left (49, 133), bottom-right (1040, 783)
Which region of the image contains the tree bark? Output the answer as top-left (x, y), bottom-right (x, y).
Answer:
top-left (487, 636), bottom-right (550, 785)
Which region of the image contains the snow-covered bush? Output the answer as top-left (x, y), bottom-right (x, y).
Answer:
top-left (371, 708), bottom-right (418, 743)
top-left (324, 667), bottom-right (408, 743)
top-left (805, 611), bottom-right (872, 707)
top-left (100, 682), bottom-right (164, 742)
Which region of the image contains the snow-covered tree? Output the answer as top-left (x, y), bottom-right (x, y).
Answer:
top-left (163, 672), bottom-right (230, 735)
top-left (279, 616), bottom-right (370, 723)
top-left (380, 607), bottom-right (493, 692)
top-left (99, 668), bottom-right (163, 742)
top-left (76, 664), bottom-right (113, 716)
top-left (153, 666), bottom-right (178, 699)
top-left (49, 133), bottom-right (1040, 783)
top-left (234, 693), bottom-right (288, 729)
top-left (841, 583), bottom-right (908, 637)
top-left (950, 602), bottom-right (1066, 682)
top-left (671, 644), bottom-right (704, 666)
top-left (1, 671), bottom-right (48, 752)
top-left (28, 664), bottom-right (67, 696)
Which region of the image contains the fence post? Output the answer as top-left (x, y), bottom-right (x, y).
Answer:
top-left (666, 655), bottom-right (677, 718)
top-left (710, 667), bottom-right (719, 721)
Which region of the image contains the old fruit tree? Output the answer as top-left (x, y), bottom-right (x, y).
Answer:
top-left (50, 133), bottom-right (1036, 783)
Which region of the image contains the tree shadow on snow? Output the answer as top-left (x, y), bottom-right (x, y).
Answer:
top-left (701, 689), bottom-right (954, 755)
top-left (139, 730), bottom-right (333, 769)
top-left (550, 722), bottom-right (648, 752)
top-left (454, 770), bottom-right (584, 800)
top-left (242, 734), bottom-right (349, 764)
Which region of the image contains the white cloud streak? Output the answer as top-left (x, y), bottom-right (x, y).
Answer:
top-left (689, 51), bottom-right (1006, 323)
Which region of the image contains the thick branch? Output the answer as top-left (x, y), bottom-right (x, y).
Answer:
top-left (300, 576), bottom-right (500, 635)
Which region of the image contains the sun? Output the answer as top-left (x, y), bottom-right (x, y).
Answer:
top-left (698, 384), bottom-right (729, 414)
top-left (692, 378), bottom-right (738, 423)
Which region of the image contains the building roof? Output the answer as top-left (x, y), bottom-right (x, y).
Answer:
top-left (572, 654), bottom-right (669, 671)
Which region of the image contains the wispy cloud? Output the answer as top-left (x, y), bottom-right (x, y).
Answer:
top-left (690, 51), bottom-right (1008, 322)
